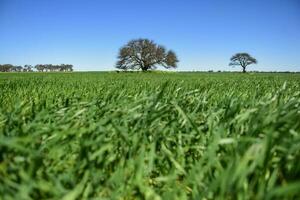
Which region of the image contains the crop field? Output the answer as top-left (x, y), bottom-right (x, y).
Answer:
top-left (0, 72), bottom-right (300, 200)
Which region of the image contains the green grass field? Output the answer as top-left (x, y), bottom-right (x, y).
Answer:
top-left (1, 72), bottom-right (300, 199)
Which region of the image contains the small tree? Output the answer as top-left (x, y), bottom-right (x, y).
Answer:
top-left (23, 65), bottom-right (33, 72)
top-left (116, 39), bottom-right (179, 71)
top-left (229, 53), bottom-right (257, 73)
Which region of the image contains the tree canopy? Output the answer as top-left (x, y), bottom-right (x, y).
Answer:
top-left (229, 53), bottom-right (257, 73)
top-left (116, 39), bottom-right (179, 71)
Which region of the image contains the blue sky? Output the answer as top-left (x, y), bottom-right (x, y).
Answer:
top-left (0, 0), bottom-right (300, 71)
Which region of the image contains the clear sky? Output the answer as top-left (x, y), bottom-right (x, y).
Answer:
top-left (1, 0), bottom-right (300, 71)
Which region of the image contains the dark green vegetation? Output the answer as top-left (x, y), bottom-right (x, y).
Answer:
top-left (1, 72), bottom-right (300, 199)
top-left (0, 64), bottom-right (73, 72)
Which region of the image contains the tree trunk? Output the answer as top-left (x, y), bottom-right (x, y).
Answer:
top-left (141, 65), bottom-right (149, 72)
top-left (242, 66), bottom-right (246, 73)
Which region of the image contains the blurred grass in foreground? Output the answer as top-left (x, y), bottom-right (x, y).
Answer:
top-left (0, 72), bottom-right (300, 199)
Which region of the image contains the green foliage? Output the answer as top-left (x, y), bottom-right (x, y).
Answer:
top-left (116, 39), bottom-right (179, 71)
top-left (0, 72), bottom-right (300, 199)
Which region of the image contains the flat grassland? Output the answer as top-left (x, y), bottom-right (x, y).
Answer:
top-left (1, 72), bottom-right (300, 199)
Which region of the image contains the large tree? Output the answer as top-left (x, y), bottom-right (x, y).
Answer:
top-left (229, 53), bottom-right (257, 73)
top-left (116, 39), bottom-right (179, 71)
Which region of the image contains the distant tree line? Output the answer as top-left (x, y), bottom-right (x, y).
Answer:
top-left (0, 64), bottom-right (26, 72)
top-left (34, 64), bottom-right (73, 72)
top-left (0, 64), bottom-right (73, 72)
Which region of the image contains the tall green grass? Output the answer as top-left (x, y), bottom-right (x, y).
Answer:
top-left (0, 72), bottom-right (300, 199)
